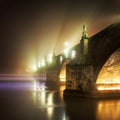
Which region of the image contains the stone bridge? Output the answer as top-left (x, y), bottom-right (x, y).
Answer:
top-left (66, 21), bottom-right (120, 91)
top-left (38, 21), bottom-right (120, 90)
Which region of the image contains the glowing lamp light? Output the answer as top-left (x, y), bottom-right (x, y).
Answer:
top-left (64, 41), bottom-right (69, 58)
top-left (38, 62), bottom-right (41, 68)
top-left (64, 42), bottom-right (68, 46)
top-left (48, 58), bottom-right (52, 63)
top-left (48, 53), bottom-right (53, 63)
top-left (42, 59), bottom-right (45, 66)
top-left (31, 65), bottom-right (37, 72)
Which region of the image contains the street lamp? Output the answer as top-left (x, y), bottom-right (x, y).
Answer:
top-left (64, 42), bottom-right (69, 58)
top-left (31, 65), bottom-right (37, 72)
top-left (48, 53), bottom-right (53, 63)
top-left (41, 59), bottom-right (45, 66)
top-left (64, 42), bottom-right (68, 47)
top-left (38, 62), bottom-right (41, 68)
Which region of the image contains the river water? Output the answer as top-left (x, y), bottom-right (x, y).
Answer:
top-left (0, 76), bottom-right (120, 120)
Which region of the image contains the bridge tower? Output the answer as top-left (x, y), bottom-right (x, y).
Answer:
top-left (81, 24), bottom-right (89, 55)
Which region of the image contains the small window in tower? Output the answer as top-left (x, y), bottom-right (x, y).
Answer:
top-left (60, 56), bottom-right (63, 63)
top-left (71, 50), bottom-right (76, 59)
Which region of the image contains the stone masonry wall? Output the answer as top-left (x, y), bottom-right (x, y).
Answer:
top-left (46, 70), bottom-right (59, 81)
top-left (66, 64), bottom-right (93, 92)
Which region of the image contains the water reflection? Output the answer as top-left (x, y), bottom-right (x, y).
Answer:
top-left (64, 97), bottom-right (96, 120)
top-left (1, 79), bottom-right (120, 120)
top-left (33, 80), bottom-right (46, 91)
top-left (60, 85), bottom-right (65, 100)
top-left (32, 81), bottom-right (66, 120)
top-left (96, 99), bottom-right (120, 120)
top-left (64, 96), bottom-right (120, 120)
top-left (32, 80), bottom-right (120, 120)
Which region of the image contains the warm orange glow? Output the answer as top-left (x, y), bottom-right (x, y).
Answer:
top-left (97, 100), bottom-right (120, 120)
top-left (59, 85), bottom-right (65, 100)
top-left (59, 73), bottom-right (66, 82)
top-left (64, 42), bottom-right (69, 46)
top-left (97, 84), bottom-right (120, 90)
top-left (96, 48), bottom-right (120, 91)
top-left (59, 60), bottom-right (66, 82)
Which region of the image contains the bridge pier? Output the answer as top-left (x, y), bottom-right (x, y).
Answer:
top-left (63, 52), bottom-right (96, 93)
top-left (46, 70), bottom-right (59, 81)
top-left (66, 64), bottom-right (94, 92)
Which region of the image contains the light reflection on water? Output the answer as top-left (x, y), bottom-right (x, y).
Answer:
top-left (1, 77), bottom-right (120, 120)
top-left (32, 82), bottom-right (66, 120)
top-left (0, 82), bottom-right (33, 90)
top-left (96, 99), bottom-right (120, 120)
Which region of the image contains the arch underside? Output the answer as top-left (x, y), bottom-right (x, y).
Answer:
top-left (96, 48), bottom-right (120, 90)
top-left (59, 58), bottom-right (71, 82)
top-left (59, 59), bottom-right (70, 82)
top-left (59, 62), bottom-right (66, 82)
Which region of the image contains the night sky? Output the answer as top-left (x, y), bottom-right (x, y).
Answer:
top-left (0, 0), bottom-right (120, 74)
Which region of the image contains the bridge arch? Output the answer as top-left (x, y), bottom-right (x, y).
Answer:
top-left (59, 58), bottom-right (70, 82)
top-left (89, 23), bottom-right (120, 82)
top-left (96, 48), bottom-right (120, 90)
